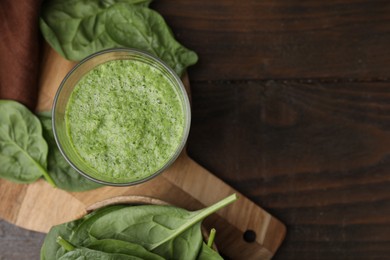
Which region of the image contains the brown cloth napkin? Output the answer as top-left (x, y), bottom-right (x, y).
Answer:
top-left (0, 0), bottom-right (42, 110)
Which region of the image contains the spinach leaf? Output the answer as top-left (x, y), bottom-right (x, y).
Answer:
top-left (41, 196), bottom-right (235, 259)
top-left (56, 236), bottom-right (161, 259)
top-left (40, 0), bottom-right (198, 76)
top-left (87, 239), bottom-right (164, 259)
top-left (88, 194), bottom-right (237, 255)
top-left (38, 111), bottom-right (102, 191)
top-left (0, 100), bottom-right (54, 185)
top-left (70, 205), bottom-right (127, 246)
top-left (40, 0), bottom-right (150, 61)
top-left (197, 243), bottom-right (224, 260)
top-left (151, 221), bottom-right (203, 259)
top-left (105, 4), bottom-right (198, 76)
top-left (41, 218), bottom-right (84, 260)
top-left (58, 247), bottom-right (143, 260)
top-left (41, 205), bottom-right (126, 260)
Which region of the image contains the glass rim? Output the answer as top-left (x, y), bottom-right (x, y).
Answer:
top-left (52, 48), bottom-right (191, 186)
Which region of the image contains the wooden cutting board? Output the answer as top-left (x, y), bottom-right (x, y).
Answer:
top-left (0, 45), bottom-right (286, 259)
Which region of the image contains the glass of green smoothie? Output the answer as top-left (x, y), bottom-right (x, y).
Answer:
top-left (52, 49), bottom-right (191, 186)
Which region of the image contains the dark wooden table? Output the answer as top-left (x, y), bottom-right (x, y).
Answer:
top-left (1, 1), bottom-right (390, 259)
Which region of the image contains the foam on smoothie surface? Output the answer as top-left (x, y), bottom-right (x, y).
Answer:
top-left (65, 59), bottom-right (185, 183)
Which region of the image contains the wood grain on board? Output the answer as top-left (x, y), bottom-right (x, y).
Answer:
top-left (0, 46), bottom-right (286, 259)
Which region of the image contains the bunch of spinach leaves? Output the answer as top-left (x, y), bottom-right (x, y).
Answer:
top-left (41, 194), bottom-right (237, 259)
top-left (40, 0), bottom-right (198, 76)
top-left (0, 100), bottom-right (101, 191)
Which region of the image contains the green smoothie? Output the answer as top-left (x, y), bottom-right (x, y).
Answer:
top-left (65, 59), bottom-right (186, 183)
